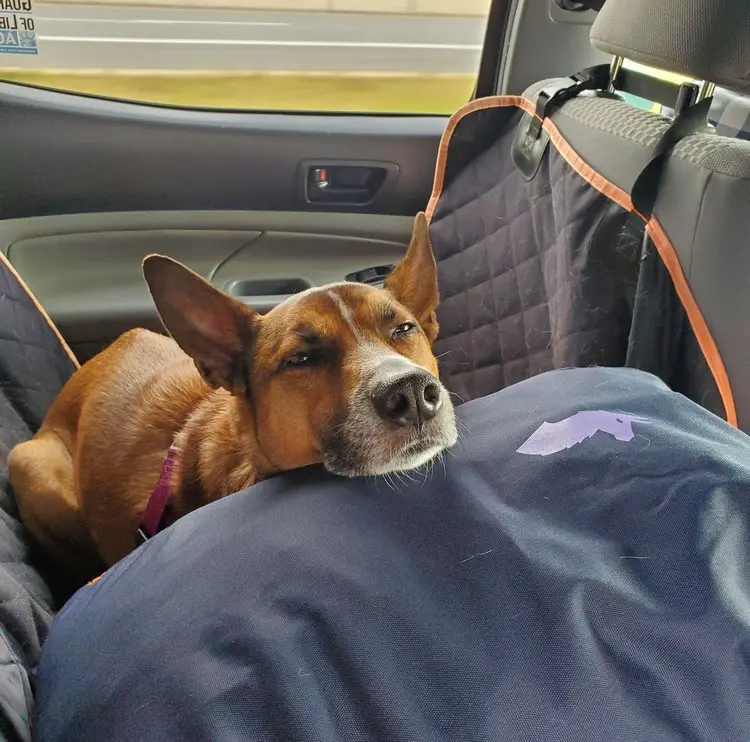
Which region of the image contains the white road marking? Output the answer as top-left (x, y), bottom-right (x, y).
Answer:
top-left (38, 17), bottom-right (290, 26)
top-left (37, 36), bottom-right (482, 50)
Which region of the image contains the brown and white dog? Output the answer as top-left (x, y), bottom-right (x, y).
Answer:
top-left (8, 213), bottom-right (457, 584)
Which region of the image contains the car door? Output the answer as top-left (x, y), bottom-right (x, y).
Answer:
top-left (0, 0), bottom-right (504, 362)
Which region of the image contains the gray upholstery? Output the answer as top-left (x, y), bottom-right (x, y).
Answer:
top-left (550, 94), bottom-right (671, 191)
top-left (590, 0), bottom-right (750, 93)
top-left (556, 96), bottom-right (669, 147)
top-left (654, 132), bottom-right (750, 431)
top-left (525, 83), bottom-right (673, 203)
top-left (672, 132), bottom-right (750, 177)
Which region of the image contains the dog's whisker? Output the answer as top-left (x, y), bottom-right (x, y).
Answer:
top-left (403, 470), bottom-right (418, 485)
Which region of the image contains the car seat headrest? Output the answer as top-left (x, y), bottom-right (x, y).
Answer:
top-left (590, 0), bottom-right (750, 94)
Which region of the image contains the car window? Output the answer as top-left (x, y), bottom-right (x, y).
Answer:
top-left (709, 86), bottom-right (750, 140)
top-left (0, 1), bottom-right (490, 114)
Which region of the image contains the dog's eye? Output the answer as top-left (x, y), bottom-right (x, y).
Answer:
top-left (392, 322), bottom-right (417, 338)
top-left (285, 352), bottom-right (310, 367)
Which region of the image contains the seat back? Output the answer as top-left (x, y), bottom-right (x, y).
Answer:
top-left (428, 88), bottom-right (653, 403)
top-left (589, 0), bottom-right (750, 431)
top-left (636, 134), bottom-right (750, 431)
top-left (427, 63), bottom-right (703, 405)
top-left (428, 0), bottom-right (748, 435)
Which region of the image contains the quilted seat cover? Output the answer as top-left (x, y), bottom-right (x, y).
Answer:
top-left (0, 255), bottom-right (76, 741)
top-left (429, 103), bottom-right (642, 404)
top-left (425, 93), bottom-right (732, 431)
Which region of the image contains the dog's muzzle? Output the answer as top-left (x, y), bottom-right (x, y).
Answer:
top-left (321, 354), bottom-right (458, 478)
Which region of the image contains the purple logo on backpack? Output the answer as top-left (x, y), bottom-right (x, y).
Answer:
top-left (517, 411), bottom-right (649, 456)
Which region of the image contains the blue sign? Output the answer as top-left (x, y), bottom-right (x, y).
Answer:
top-left (0, 29), bottom-right (37, 54)
top-left (0, 2), bottom-right (37, 55)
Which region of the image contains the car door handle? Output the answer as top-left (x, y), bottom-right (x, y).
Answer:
top-left (301, 160), bottom-right (398, 206)
top-left (345, 265), bottom-right (394, 286)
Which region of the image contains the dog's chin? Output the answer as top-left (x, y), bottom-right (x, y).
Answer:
top-left (322, 430), bottom-right (458, 479)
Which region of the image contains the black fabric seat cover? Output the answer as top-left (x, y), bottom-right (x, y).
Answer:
top-left (34, 367), bottom-right (750, 742)
top-left (0, 258), bottom-right (76, 741)
top-left (430, 103), bottom-right (642, 404)
top-left (427, 92), bottom-right (733, 430)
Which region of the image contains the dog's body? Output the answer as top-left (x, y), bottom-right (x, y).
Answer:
top-left (9, 214), bottom-right (456, 582)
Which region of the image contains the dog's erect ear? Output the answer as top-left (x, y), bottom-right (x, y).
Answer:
top-left (142, 255), bottom-right (258, 394)
top-left (384, 212), bottom-right (439, 342)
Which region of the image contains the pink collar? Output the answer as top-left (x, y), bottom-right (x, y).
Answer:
top-left (135, 444), bottom-right (181, 547)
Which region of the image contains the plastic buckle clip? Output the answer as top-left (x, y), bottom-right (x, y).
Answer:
top-left (527, 64), bottom-right (610, 143)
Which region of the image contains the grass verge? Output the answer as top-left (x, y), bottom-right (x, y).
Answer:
top-left (0, 70), bottom-right (475, 114)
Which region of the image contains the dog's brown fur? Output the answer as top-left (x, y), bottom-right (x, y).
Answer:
top-left (8, 214), bottom-right (456, 583)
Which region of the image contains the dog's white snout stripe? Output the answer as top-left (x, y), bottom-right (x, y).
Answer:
top-left (325, 289), bottom-right (436, 385)
top-left (327, 290), bottom-right (364, 341)
top-left (370, 354), bottom-right (424, 382)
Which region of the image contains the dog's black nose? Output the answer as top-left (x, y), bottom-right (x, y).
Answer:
top-left (372, 372), bottom-right (441, 427)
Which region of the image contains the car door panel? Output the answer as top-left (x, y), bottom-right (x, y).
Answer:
top-left (0, 82), bottom-right (442, 359)
top-left (0, 83), bottom-right (444, 219)
top-left (1, 210), bottom-right (413, 361)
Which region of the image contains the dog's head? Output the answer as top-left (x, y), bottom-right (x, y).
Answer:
top-left (142, 213), bottom-right (457, 477)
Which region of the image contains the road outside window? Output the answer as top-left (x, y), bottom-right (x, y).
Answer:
top-left (0, 0), bottom-right (490, 113)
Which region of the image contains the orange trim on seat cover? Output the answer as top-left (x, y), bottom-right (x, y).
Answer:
top-left (646, 218), bottom-right (737, 426)
top-left (426, 95), bottom-right (530, 221)
top-left (425, 94), bottom-right (737, 427)
top-left (0, 251), bottom-right (79, 368)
